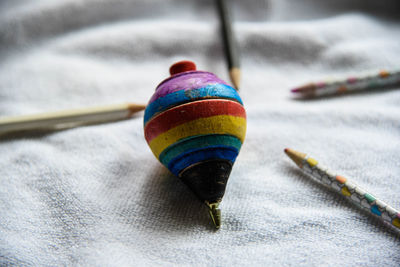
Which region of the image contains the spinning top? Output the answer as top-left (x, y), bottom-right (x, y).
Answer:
top-left (143, 61), bottom-right (246, 228)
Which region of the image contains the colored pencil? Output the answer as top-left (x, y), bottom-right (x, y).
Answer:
top-left (216, 0), bottom-right (241, 90)
top-left (0, 102), bottom-right (146, 135)
top-left (284, 148), bottom-right (400, 230)
top-left (291, 70), bottom-right (400, 97)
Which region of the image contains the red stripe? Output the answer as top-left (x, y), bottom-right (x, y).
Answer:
top-left (144, 99), bottom-right (246, 143)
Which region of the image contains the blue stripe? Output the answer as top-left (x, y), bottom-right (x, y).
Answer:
top-left (144, 84), bottom-right (242, 125)
top-left (159, 135), bottom-right (242, 166)
top-left (371, 205), bottom-right (382, 216)
top-left (167, 146), bottom-right (239, 176)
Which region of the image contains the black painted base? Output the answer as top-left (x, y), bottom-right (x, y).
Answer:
top-left (179, 160), bottom-right (233, 204)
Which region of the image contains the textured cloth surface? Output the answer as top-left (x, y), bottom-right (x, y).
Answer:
top-left (1, 0), bottom-right (400, 266)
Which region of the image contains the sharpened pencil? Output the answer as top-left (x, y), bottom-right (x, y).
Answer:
top-left (0, 102), bottom-right (146, 135)
top-left (216, 0), bottom-right (241, 90)
top-left (284, 148), bottom-right (400, 231)
top-left (291, 70), bottom-right (400, 97)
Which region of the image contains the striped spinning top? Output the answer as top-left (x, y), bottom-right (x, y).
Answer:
top-left (143, 61), bottom-right (246, 228)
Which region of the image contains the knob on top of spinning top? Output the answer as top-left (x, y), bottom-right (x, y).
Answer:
top-left (169, 60), bottom-right (197, 75)
top-left (143, 60), bottom-right (247, 229)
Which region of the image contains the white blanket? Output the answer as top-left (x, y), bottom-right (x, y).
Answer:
top-left (1, 0), bottom-right (400, 266)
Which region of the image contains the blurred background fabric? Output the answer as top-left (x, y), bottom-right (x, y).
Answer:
top-left (1, 0), bottom-right (400, 266)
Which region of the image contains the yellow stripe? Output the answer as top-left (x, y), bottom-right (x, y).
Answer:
top-left (306, 157), bottom-right (318, 167)
top-left (341, 186), bottom-right (351, 197)
top-left (149, 115), bottom-right (246, 158)
top-left (393, 217), bottom-right (400, 228)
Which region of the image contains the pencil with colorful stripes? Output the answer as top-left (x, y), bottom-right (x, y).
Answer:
top-left (284, 148), bottom-right (400, 230)
top-left (291, 70), bottom-right (400, 97)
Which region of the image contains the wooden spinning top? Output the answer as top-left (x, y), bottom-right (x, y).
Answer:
top-left (144, 61), bottom-right (246, 228)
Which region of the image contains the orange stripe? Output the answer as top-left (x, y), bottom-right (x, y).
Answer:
top-left (336, 175), bottom-right (347, 184)
top-left (144, 99), bottom-right (245, 143)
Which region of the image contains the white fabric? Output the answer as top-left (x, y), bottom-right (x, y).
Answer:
top-left (1, 0), bottom-right (400, 266)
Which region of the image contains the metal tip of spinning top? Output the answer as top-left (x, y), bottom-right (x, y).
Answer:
top-left (205, 201), bottom-right (221, 229)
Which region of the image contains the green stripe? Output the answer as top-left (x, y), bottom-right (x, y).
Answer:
top-left (364, 193), bottom-right (376, 203)
top-left (159, 134), bottom-right (242, 166)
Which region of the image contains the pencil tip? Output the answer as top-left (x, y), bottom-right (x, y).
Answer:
top-left (127, 103), bottom-right (147, 117)
top-left (284, 148), bottom-right (306, 168)
top-left (229, 67), bottom-right (241, 90)
top-left (128, 103), bottom-right (146, 111)
top-left (290, 84), bottom-right (316, 95)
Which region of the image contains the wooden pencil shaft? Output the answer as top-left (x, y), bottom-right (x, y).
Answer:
top-left (316, 72), bottom-right (400, 95)
top-left (302, 156), bottom-right (400, 229)
top-left (0, 103), bottom-right (145, 134)
top-left (216, 0), bottom-right (240, 69)
top-left (293, 70), bottom-right (400, 97)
